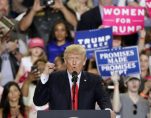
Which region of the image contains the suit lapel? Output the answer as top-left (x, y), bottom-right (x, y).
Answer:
top-left (78, 71), bottom-right (88, 109)
top-left (62, 71), bottom-right (72, 109)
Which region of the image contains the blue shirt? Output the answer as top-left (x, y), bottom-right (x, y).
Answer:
top-left (46, 41), bottom-right (72, 62)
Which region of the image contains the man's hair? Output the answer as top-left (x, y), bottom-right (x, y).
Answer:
top-left (64, 44), bottom-right (86, 59)
top-left (33, 58), bottom-right (47, 66)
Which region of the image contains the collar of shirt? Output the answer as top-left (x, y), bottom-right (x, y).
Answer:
top-left (1, 52), bottom-right (9, 60)
top-left (67, 71), bottom-right (81, 90)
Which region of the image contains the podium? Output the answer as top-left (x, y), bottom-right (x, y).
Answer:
top-left (37, 110), bottom-right (110, 118)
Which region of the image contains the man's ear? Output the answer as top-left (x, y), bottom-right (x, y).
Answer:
top-left (64, 58), bottom-right (67, 65)
top-left (83, 58), bottom-right (87, 66)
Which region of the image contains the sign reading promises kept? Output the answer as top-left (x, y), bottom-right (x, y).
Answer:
top-left (95, 46), bottom-right (140, 77)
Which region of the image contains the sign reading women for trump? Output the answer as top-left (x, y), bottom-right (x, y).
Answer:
top-left (146, 0), bottom-right (151, 18)
top-left (103, 6), bottom-right (144, 35)
top-left (75, 27), bottom-right (112, 59)
top-left (95, 46), bottom-right (140, 77)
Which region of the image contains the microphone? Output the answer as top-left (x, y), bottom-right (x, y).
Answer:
top-left (72, 71), bottom-right (78, 83)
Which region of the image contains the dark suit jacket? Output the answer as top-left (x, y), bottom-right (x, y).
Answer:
top-left (77, 6), bottom-right (138, 46)
top-left (33, 70), bottom-right (112, 110)
top-left (77, 6), bottom-right (101, 31)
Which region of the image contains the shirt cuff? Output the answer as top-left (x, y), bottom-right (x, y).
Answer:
top-left (40, 73), bottom-right (49, 84)
top-left (105, 108), bottom-right (112, 111)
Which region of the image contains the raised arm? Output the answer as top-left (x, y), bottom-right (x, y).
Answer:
top-left (111, 74), bottom-right (122, 113)
top-left (51, 0), bottom-right (77, 28)
top-left (21, 70), bottom-right (39, 97)
top-left (19, 0), bottom-right (44, 31)
top-left (138, 29), bottom-right (146, 53)
top-left (15, 62), bottom-right (25, 83)
top-left (33, 62), bottom-right (55, 106)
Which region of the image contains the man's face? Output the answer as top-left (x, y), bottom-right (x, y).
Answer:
top-left (0, 0), bottom-right (9, 16)
top-left (140, 54), bottom-right (149, 71)
top-left (100, 0), bottom-right (112, 6)
top-left (37, 61), bottom-right (46, 73)
top-left (64, 52), bottom-right (86, 74)
top-left (6, 40), bottom-right (18, 52)
top-left (127, 79), bottom-right (140, 93)
top-left (112, 36), bottom-right (122, 47)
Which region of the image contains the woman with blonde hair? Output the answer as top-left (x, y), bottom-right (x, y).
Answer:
top-left (15, 37), bottom-right (47, 85)
top-left (67, 0), bottom-right (93, 20)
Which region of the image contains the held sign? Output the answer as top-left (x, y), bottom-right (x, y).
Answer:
top-left (95, 46), bottom-right (140, 77)
top-left (103, 6), bottom-right (144, 35)
top-left (146, 0), bottom-right (151, 18)
top-left (75, 27), bottom-right (112, 59)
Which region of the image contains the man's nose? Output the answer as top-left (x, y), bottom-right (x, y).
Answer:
top-left (72, 59), bottom-right (76, 65)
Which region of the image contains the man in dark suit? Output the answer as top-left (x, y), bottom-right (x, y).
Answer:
top-left (77, 0), bottom-right (138, 46)
top-left (77, 5), bottom-right (101, 31)
top-left (77, 0), bottom-right (113, 31)
top-left (33, 44), bottom-right (115, 117)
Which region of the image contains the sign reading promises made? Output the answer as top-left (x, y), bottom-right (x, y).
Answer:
top-left (95, 46), bottom-right (140, 77)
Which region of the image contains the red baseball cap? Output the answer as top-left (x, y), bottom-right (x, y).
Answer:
top-left (28, 37), bottom-right (44, 49)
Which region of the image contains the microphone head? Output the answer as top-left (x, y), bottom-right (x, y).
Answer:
top-left (72, 71), bottom-right (78, 77)
top-left (72, 71), bottom-right (78, 82)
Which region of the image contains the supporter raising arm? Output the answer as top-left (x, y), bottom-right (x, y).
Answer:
top-left (111, 73), bottom-right (149, 118)
top-left (19, 0), bottom-right (77, 32)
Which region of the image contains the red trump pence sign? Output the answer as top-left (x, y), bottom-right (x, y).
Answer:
top-left (146, 0), bottom-right (151, 18)
top-left (102, 6), bottom-right (145, 35)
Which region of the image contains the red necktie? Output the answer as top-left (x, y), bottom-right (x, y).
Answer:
top-left (72, 83), bottom-right (78, 110)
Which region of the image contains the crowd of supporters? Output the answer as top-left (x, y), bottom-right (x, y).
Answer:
top-left (0, 0), bottom-right (151, 117)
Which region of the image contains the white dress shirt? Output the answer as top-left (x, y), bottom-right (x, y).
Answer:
top-left (40, 71), bottom-right (81, 91)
